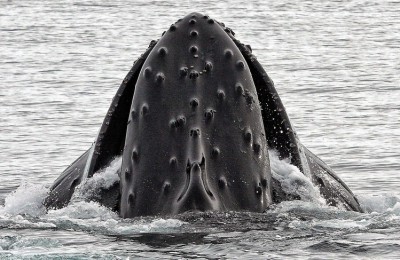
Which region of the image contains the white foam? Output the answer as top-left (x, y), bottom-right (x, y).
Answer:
top-left (44, 200), bottom-right (185, 235)
top-left (0, 182), bottom-right (48, 217)
top-left (388, 202), bottom-right (400, 215)
top-left (111, 218), bottom-right (186, 234)
top-left (289, 216), bottom-right (368, 230)
top-left (148, 218), bottom-right (186, 230)
top-left (71, 156), bottom-right (121, 202)
top-left (268, 150), bottom-right (326, 205)
top-left (358, 194), bottom-right (400, 214)
top-left (46, 201), bottom-right (118, 220)
top-left (4, 236), bottom-right (61, 250)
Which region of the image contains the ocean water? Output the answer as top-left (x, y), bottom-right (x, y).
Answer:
top-left (1, 0), bottom-right (399, 259)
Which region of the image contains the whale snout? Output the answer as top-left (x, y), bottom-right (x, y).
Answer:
top-left (175, 158), bottom-right (220, 214)
top-left (117, 11), bottom-right (271, 217)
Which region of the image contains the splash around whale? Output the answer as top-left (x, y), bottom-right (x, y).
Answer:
top-left (44, 12), bottom-right (363, 217)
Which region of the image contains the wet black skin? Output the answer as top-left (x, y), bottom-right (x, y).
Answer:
top-left (44, 13), bottom-right (363, 216)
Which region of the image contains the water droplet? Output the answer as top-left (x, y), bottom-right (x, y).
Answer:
top-left (255, 186), bottom-right (262, 196)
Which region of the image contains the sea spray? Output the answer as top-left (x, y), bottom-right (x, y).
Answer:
top-left (0, 183), bottom-right (48, 217)
top-left (71, 156), bottom-right (121, 203)
top-left (269, 150), bottom-right (326, 205)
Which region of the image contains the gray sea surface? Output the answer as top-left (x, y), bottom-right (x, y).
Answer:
top-left (0, 0), bottom-right (399, 259)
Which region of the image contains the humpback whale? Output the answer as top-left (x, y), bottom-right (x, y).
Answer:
top-left (44, 13), bottom-right (363, 217)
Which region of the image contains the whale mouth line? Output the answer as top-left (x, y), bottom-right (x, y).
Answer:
top-left (176, 160), bottom-right (191, 202)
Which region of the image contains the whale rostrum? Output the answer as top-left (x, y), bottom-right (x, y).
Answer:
top-left (44, 13), bottom-right (363, 217)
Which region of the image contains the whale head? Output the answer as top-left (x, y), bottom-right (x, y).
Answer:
top-left (119, 13), bottom-right (272, 217)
